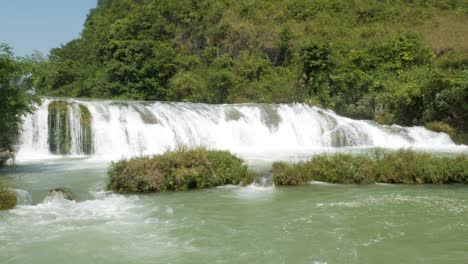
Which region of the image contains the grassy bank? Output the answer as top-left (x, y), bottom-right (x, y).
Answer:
top-left (107, 147), bottom-right (255, 193)
top-left (0, 182), bottom-right (16, 210)
top-left (273, 150), bottom-right (467, 185)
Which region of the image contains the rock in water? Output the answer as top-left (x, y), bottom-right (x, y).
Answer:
top-left (46, 188), bottom-right (74, 201)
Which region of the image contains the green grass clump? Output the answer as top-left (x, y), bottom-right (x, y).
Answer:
top-left (273, 149), bottom-right (467, 185)
top-left (0, 183), bottom-right (16, 210)
top-left (107, 147), bottom-right (255, 193)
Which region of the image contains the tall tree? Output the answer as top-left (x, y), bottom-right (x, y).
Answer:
top-left (0, 44), bottom-right (37, 165)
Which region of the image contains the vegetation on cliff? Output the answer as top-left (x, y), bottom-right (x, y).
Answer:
top-left (47, 100), bottom-right (94, 155)
top-left (48, 100), bottom-right (72, 155)
top-left (272, 149), bottom-right (468, 185)
top-left (107, 147), bottom-right (255, 193)
top-left (28, 0), bottom-right (467, 142)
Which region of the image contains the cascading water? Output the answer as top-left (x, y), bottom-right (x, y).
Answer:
top-left (15, 98), bottom-right (461, 161)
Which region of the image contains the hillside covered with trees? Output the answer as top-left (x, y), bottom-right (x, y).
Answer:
top-left (30, 0), bottom-right (468, 141)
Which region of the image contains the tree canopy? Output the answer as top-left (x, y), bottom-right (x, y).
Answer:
top-left (0, 44), bottom-right (37, 165)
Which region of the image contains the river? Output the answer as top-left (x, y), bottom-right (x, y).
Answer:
top-left (1, 98), bottom-right (467, 263)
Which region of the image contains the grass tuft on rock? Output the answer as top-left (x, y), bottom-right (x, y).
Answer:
top-left (107, 147), bottom-right (256, 193)
top-left (0, 183), bottom-right (16, 210)
top-left (273, 149), bottom-right (467, 185)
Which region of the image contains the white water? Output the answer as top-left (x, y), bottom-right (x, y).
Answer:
top-left (16, 98), bottom-right (463, 162)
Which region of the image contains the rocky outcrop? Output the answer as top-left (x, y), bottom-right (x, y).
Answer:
top-left (46, 188), bottom-right (75, 201)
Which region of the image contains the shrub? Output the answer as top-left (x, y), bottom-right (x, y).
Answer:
top-left (272, 149), bottom-right (467, 185)
top-left (425, 121), bottom-right (456, 137)
top-left (424, 121), bottom-right (468, 145)
top-left (107, 147), bottom-right (256, 193)
top-left (0, 183), bottom-right (16, 210)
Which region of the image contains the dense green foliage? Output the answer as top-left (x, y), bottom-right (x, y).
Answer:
top-left (0, 182), bottom-right (16, 210)
top-left (272, 150), bottom-right (468, 185)
top-left (47, 100), bottom-right (94, 155)
top-left (48, 101), bottom-right (72, 155)
top-left (29, 0), bottom-right (468, 141)
top-left (107, 147), bottom-right (255, 193)
top-left (0, 44), bottom-right (37, 166)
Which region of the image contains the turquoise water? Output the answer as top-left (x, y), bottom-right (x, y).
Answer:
top-left (1, 160), bottom-right (467, 264)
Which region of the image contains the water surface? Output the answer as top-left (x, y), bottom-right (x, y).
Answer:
top-left (1, 160), bottom-right (467, 264)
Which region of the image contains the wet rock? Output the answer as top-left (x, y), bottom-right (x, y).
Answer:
top-left (224, 108), bottom-right (244, 121)
top-left (0, 187), bottom-right (17, 210)
top-left (47, 188), bottom-right (74, 201)
top-left (260, 104), bottom-right (282, 130)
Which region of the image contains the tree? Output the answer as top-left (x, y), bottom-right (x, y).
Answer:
top-left (0, 44), bottom-right (37, 165)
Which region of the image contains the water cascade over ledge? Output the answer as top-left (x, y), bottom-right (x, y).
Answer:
top-left (16, 98), bottom-right (462, 161)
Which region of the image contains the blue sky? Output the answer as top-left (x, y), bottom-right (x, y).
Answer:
top-left (0, 0), bottom-right (97, 56)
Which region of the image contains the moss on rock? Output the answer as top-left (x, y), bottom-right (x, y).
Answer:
top-left (48, 100), bottom-right (71, 155)
top-left (0, 183), bottom-right (16, 210)
top-left (260, 104), bottom-right (282, 130)
top-left (79, 104), bottom-right (93, 154)
top-left (224, 108), bottom-right (243, 121)
top-left (107, 147), bottom-right (256, 193)
top-left (132, 105), bottom-right (159, 124)
top-left (48, 101), bottom-right (94, 155)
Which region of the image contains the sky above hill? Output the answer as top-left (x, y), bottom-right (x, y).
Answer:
top-left (0, 0), bottom-right (96, 56)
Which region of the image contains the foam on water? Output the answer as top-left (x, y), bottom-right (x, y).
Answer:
top-left (15, 98), bottom-right (466, 162)
top-left (310, 181), bottom-right (337, 186)
top-left (0, 189), bottom-right (194, 262)
top-left (10, 191), bottom-right (141, 223)
top-left (316, 193), bottom-right (468, 215)
top-left (12, 189), bottom-right (32, 205)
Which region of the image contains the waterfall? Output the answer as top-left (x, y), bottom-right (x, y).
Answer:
top-left (15, 98), bottom-right (462, 161)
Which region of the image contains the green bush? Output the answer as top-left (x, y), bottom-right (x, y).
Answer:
top-left (424, 121), bottom-right (468, 145)
top-left (273, 149), bottom-right (467, 185)
top-left (425, 121), bottom-right (456, 137)
top-left (0, 183), bottom-right (16, 210)
top-left (0, 44), bottom-right (37, 167)
top-left (107, 147), bottom-right (256, 193)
